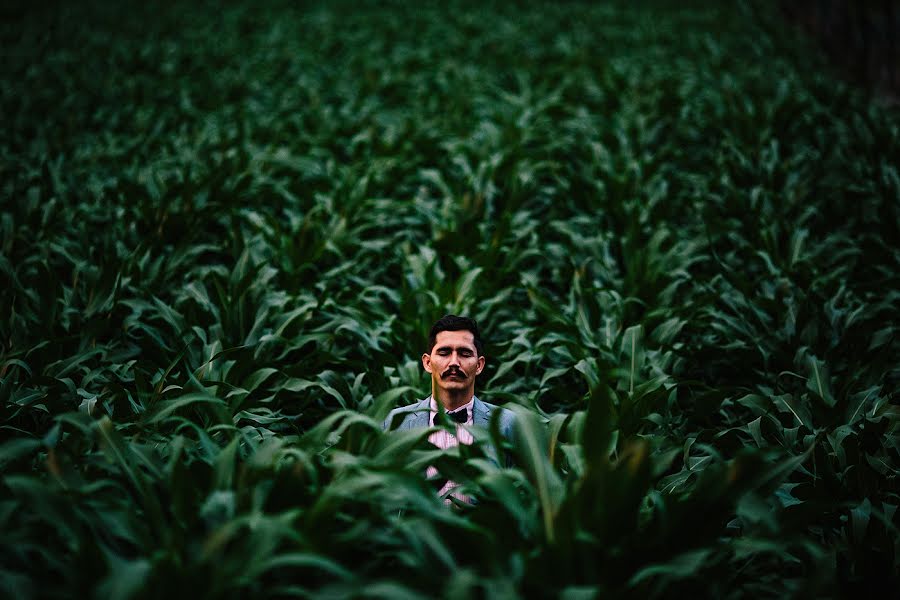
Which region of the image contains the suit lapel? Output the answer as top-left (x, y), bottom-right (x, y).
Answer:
top-left (472, 396), bottom-right (502, 466)
top-left (473, 396), bottom-right (491, 427)
top-left (405, 397), bottom-right (432, 430)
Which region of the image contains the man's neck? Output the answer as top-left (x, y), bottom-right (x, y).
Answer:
top-left (433, 388), bottom-right (474, 412)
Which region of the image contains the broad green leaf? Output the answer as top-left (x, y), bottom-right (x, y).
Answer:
top-left (147, 392), bottom-right (227, 423)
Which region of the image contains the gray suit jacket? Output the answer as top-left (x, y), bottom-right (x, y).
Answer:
top-left (382, 395), bottom-right (516, 466)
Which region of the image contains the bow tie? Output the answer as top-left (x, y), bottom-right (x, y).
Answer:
top-left (434, 408), bottom-right (468, 425)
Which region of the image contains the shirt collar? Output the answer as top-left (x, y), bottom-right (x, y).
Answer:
top-left (429, 396), bottom-right (475, 422)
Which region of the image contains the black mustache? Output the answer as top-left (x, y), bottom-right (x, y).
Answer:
top-left (442, 368), bottom-right (465, 378)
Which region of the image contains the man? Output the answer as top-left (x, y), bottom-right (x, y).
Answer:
top-left (382, 315), bottom-right (515, 502)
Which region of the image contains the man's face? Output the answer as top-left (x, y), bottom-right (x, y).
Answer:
top-left (422, 330), bottom-right (485, 397)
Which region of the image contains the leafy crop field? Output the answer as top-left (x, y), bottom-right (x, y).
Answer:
top-left (2, 0), bottom-right (898, 597)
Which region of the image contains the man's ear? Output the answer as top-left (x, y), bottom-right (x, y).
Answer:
top-left (475, 355), bottom-right (485, 376)
top-left (422, 353), bottom-right (433, 373)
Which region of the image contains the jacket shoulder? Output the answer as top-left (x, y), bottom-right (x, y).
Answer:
top-left (382, 397), bottom-right (430, 430)
top-left (476, 399), bottom-right (516, 435)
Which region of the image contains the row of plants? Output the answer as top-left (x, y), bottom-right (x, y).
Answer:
top-left (2, 0), bottom-right (897, 597)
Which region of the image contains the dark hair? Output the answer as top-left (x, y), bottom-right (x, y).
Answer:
top-left (427, 314), bottom-right (483, 356)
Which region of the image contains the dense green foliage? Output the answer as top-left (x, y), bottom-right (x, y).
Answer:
top-left (2, 0), bottom-right (898, 597)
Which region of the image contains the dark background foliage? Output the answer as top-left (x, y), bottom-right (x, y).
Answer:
top-left (1, 0), bottom-right (898, 598)
top-left (779, 0), bottom-right (900, 96)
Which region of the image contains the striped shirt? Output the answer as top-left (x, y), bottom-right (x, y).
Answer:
top-left (427, 396), bottom-right (474, 505)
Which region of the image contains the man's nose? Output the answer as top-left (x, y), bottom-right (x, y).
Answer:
top-left (449, 352), bottom-right (461, 366)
